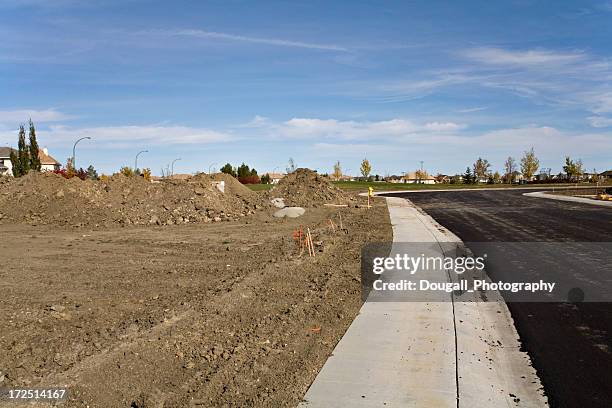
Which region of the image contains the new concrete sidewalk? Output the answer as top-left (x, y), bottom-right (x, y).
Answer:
top-left (299, 197), bottom-right (547, 407)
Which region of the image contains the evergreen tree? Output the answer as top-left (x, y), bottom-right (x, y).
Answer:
top-left (9, 149), bottom-right (20, 177)
top-left (16, 125), bottom-right (30, 176)
top-left (220, 163), bottom-right (236, 177)
top-left (28, 120), bottom-right (41, 171)
top-left (463, 167), bottom-right (473, 184)
top-left (87, 165), bottom-right (98, 180)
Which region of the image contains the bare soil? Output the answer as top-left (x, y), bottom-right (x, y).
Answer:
top-left (268, 169), bottom-right (353, 207)
top-left (0, 172), bottom-right (268, 228)
top-left (0, 195), bottom-right (391, 407)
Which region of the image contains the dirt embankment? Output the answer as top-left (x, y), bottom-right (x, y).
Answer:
top-left (268, 168), bottom-right (353, 207)
top-left (0, 172), bottom-right (267, 228)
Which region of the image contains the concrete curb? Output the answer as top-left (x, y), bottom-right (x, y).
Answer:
top-left (523, 191), bottom-right (612, 207)
top-left (299, 197), bottom-right (548, 407)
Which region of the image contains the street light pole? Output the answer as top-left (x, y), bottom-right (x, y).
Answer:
top-left (135, 150), bottom-right (148, 171)
top-left (72, 136), bottom-right (91, 169)
top-left (208, 162), bottom-right (218, 174)
top-left (171, 158), bottom-right (181, 176)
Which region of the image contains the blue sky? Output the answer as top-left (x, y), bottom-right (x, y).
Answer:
top-left (0, 0), bottom-right (611, 176)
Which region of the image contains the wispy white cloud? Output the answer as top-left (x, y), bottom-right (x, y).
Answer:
top-left (0, 109), bottom-right (73, 125)
top-left (456, 106), bottom-right (488, 113)
top-left (258, 117), bottom-right (467, 141)
top-left (148, 29), bottom-right (348, 52)
top-left (0, 124), bottom-right (235, 148)
top-left (587, 116), bottom-right (612, 128)
top-left (462, 47), bottom-right (585, 66)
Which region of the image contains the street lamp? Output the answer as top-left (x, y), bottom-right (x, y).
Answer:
top-left (72, 136), bottom-right (91, 169)
top-left (208, 162), bottom-right (218, 174)
top-left (135, 150), bottom-right (148, 171)
top-left (171, 158), bottom-right (181, 176)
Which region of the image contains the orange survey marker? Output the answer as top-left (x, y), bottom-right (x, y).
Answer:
top-left (328, 218), bottom-right (336, 232)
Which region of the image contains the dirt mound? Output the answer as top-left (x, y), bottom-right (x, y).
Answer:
top-left (0, 172), bottom-right (268, 227)
top-left (269, 168), bottom-right (352, 207)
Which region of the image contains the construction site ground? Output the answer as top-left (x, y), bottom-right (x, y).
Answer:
top-left (0, 197), bottom-right (391, 407)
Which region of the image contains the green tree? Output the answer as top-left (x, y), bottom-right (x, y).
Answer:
top-left (237, 163), bottom-right (251, 178)
top-left (9, 149), bottom-right (20, 177)
top-left (220, 163), bottom-right (236, 177)
top-left (463, 167), bottom-right (474, 184)
top-left (28, 120), bottom-right (41, 171)
top-left (10, 125), bottom-right (30, 177)
top-left (260, 173), bottom-right (271, 184)
top-left (563, 157), bottom-right (584, 181)
top-left (360, 158), bottom-right (372, 178)
top-left (86, 165), bottom-right (98, 180)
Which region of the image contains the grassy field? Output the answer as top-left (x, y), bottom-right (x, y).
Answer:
top-left (245, 183), bottom-right (274, 191)
top-left (247, 181), bottom-right (610, 193)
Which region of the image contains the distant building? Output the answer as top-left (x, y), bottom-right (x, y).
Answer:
top-left (266, 172), bottom-right (286, 184)
top-left (435, 174), bottom-right (451, 184)
top-left (0, 146), bottom-right (60, 175)
top-left (599, 170), bottom-right (612, 181)
top-left (39, 148), bottom-right (61, 172)
top-left (0, 147), bottom-right (15, 176)
top-left (401, 171), bottom-right (436, 184)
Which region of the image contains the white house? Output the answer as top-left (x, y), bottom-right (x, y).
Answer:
top-left (0, 147), bottom-right (15, 176)
top-left (39, 148), bottom-right (61, 172)
top-left (0, 147), bottom-right (61, 176)
top-left (266, 172), bottom-right (286, 184)
top-left (401, 171), bottom-right (436, 184)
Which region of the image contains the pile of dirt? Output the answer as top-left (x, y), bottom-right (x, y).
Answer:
top-left (0, 172), bottom-right (268, 227)
top-left (269, 168), bottom-right (352, 207)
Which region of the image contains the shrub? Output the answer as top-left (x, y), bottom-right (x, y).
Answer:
top-left (119, 166), bottom-right (134, 177)
top-left (52, 167), bottom-right (87, 180)
top-left (238, 175), bottom-right (260, 184)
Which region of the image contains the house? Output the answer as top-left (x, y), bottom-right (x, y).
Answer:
top-left (401, 171), bottom-right (436, 184)
top-left (0, 147), bottom-right (61, 176)
top-left (0, 147), bottom-right (16, 176)
top-left (39, 148), bottom-right (61, 172)
top-left (266, 172), bottom-right (286, 184)
top-left (435, 174), bottom-right (451, 184)
top-left (385, 175), bottom-right (403, 183)
top-left (600, 170), bottom-right (612, 181)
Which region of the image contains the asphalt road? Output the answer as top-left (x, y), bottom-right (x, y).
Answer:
top-left (387, 190), bottom-right (612, 408)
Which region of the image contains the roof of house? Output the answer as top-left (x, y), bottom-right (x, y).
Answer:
top-left (266, 172), bottom-right (286, 179)
top-left (600, 170), bottom-right (612, 176)
top-left (0, 147), bottom-right (60, 166)
top-left (402, 172), bottom-right (435, 180)
top-left (0, 147), bottom-right (16, 158)
top-left (38, 150), bottom-right (60, 165)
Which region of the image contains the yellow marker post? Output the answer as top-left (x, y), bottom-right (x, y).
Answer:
top-left (367, 186), bottom-right (374, 208)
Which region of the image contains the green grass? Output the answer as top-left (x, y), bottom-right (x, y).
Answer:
top-left (246, 183), bottom-right (274, 191)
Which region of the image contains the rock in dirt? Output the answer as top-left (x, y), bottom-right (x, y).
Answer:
top-left (271, 197), bottom-right (285, 208)
top-left (273, 207), bottom-right (306, 218)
